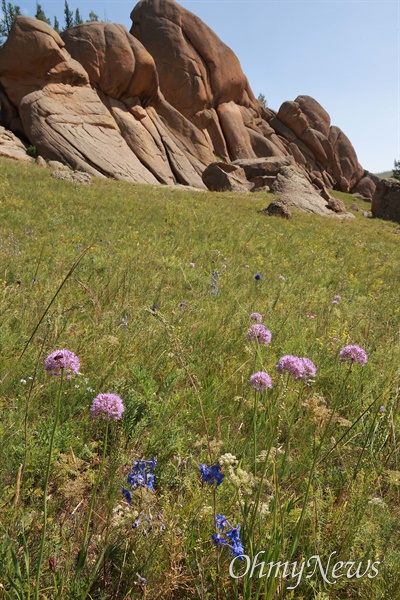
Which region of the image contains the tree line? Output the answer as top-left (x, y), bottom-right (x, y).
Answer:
top-left (0, 1), bottom-right (99, 43)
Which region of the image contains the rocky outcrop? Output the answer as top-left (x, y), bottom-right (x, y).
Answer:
top-left (0, 126), bottom-right (33, 162)
top-left (0, 0), bottom-right (376, 200)
top-left (371, 178), bottom-right (400, 223)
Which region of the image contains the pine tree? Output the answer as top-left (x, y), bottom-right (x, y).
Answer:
top-left (0, 1), bottom-right (21, 39)
top-left (74, 8), bottom-right (83, 25)
top-left (257, 93), bottom-right (268, 108)
top-left (87, 10), bottom-right (98, 22)
top-left (53, 15), bottom-right (60, 33)
top-left (63, 0), bottom-right (73, 30)
top-left (393, 160), bottom-right (400, 181)
top-left (35, 3), bottom-right (50, 25)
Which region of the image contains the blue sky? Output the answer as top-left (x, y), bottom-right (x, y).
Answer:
top-left (10, 1), bottom-right (400, 172)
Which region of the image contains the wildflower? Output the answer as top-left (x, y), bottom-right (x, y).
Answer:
top-left (122, 487), bottom-right (132, 506)
top-left (151, 304), bottom-right (159, 311)
top-left (221, 264), bottom-right (227, 269)
top-left (247, 324), bottom-right (272, 345)
top-left (249, 371), bottom-right (273, 392)
top-left (332, 300), bottom-right (339, 306)
top-left (276, 355), bottom-right (317, 382)
top-left (244, 265), bottom-right (249, 269)
top-left (189, 262), bottom-right (195, 268)
top-left (20, 378), bottom-right (27, 384)
top-left (179, 301), bottom-right (186, 308)
top-left (254, 273), bottom-right (261, 280)
top-left (379, 406), bottom-right (386, 414)
top-left (136, 573), bottom-right (147, 585)
top-left (44, 349), bottom-right (80, 379)
top-left (127, 459), bottom-right (157, 491)
top-left (307, 314), bottom-right (316, 319)
top-left (216, 514), bottom-right (228, 531)
top-left (334, 295), bottom-right (341, 301)
top-left (212, 515), bottom-right (245, 559)
top-left (339, 345), bottom-right (368, 366)
top-left (199, 462), bottom-right (224, 486)
top-left (250, 312), bottom-right (263, 323)
top-left (278, 275), bottom-right (285, 281)
top-left (90, 393), bottom-right (124, 421)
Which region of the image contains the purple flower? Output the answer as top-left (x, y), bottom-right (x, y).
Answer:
top-left (151, 304), bottom-right (159, 311)
top-left (332, 300), bottom-right (339, 306)
top-left (339, 345), bottom-right (368, 366)
top-left (247, 324), bottom-right (272, 345)
top-left (199, 462), bottom-right (224, 486)
top-left (276, 355), bottom-right (317, 382)
top-left (334, 295), bottom-right (341, 301)
top-left (212, 517), bottom-right (245, 559)
top-left (254, 273), bottom-right (262, 281)
top-left (249, 371), bottom-right (273, 392)
top-left (212, 533), bottom-right (228, 547)
top-left (250, 312), bottom-right (263, 323)
top-left (44, 349), bottom-right (80, 379)
top-left (379, 406), bottom-right (386, 414)
top-left (90, 393), bottom-right (124, 421)
top-left (278, 275), bottom-right (285, 281)
top-left (189, 262), bottom-right (195, 268)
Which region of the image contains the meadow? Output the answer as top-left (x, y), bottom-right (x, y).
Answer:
top-left (0, 157), bottom-right (399, 599)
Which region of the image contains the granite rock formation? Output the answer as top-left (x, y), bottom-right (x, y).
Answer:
top-left (0, 0), bottom-right (376, 201)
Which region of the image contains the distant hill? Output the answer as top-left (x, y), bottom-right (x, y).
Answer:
top-left (375, 171), bottom-right (393, 179)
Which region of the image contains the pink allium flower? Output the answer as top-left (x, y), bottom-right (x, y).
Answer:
top-left (44, 349), bottom-right (80, 379)
top-left (339, 345), bottom-right (368, 366)
top-left (90, 393), bottom-right (124, 421)
top-left (250, 312), bottom-right (263, 323)
top-left (249, 371), bottom-right (273, 392)
top-left (278, 275), bottom-right (285, 281)
top-left (276, 355), bottom-right (317, 382)
top-left (307, 314), bottom-right (316, 319)
top-left (247, 324), bottom-right (272, 345)
top-left (189, 262), bottom-right (195, 268)
top-left (332, 300), bottom-right (339, 306)
top-left (334, 295), bottom-right (341, 301)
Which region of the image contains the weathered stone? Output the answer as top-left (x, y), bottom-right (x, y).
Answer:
top-left (295, 95), bottom-right (331, 138)
top-left (250, 175), bottom-right (276, 190)
top-left (51, 170), bottom-right (92, 185)
top-left (350, 202), bottom-right (359, 211)
top-left (202, 162), bottom-right (253, 192)
top-left (371, 178), bottom-right (400, 223)
top-left (270, 166), bottom-right (353, 217)
top-left (217, 102), bottom-right (256, 160)
top-left (232, 156), bottom-right (294, 180)
top-left (130, 0), bottom-right (257, 119)
top-left (35, 155), bottom-right (47, 167)
top-left (351, 176), bottom-right (376, 199)
top-left (326, 197), bottom-right (346, 213)
top-left (261, 201), bottom-right (292, 219)
top-left (47, 160), bottom-right (70, 170)
top-left (0, 125), bottom-right (32, 162)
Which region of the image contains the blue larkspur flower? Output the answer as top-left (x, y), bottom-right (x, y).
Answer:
top-left (216, 514), bottom-right (227, 531)
top-left (126, 458), bottom-right (157, 491)
top-left (199, 462), bottom-right (224, 486)
top-left (122, 487), bottom-right (132, 506)
top-left (212, 517), bottom-right (245, 559)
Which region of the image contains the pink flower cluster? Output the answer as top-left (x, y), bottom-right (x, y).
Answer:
top-left (90, 393), bottom-right (125, 421)
top-left (44, 349), bottom-right (80, 379)
top-left (247, 324), bottom-right (272, 345)
top-left (276, 355), bottom-right (317, 382)
top-left (249, 371), bottom-right (273, 392)
top-left (339, 345), bottom-right (368, 366)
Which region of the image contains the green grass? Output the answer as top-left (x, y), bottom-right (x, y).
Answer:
top-left (374, 171), bottom-right (393, 179)
top-left (0, 157), bottom-right (399, 599)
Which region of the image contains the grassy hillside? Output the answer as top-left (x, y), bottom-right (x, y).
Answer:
top-left (0, 158), bottom-right (399, 599)
top-left (375, 171), bottom-right (393, 179)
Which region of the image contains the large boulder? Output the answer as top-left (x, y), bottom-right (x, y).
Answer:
top-left (202, 162), bottom-right (253, 192)
top-left (371, 178), bottom-right (400, 223)
top-left (270, 166), bottom-right (353, 218)
top-left (130, 0), bottom-right (257, 119)
top-left (232, 156), bottom-right (294, 179)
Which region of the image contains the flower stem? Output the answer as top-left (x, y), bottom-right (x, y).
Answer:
top-left (76, 420), bottom-right (109, 579)
top-left (34, 371), bottom-right (64, 600)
